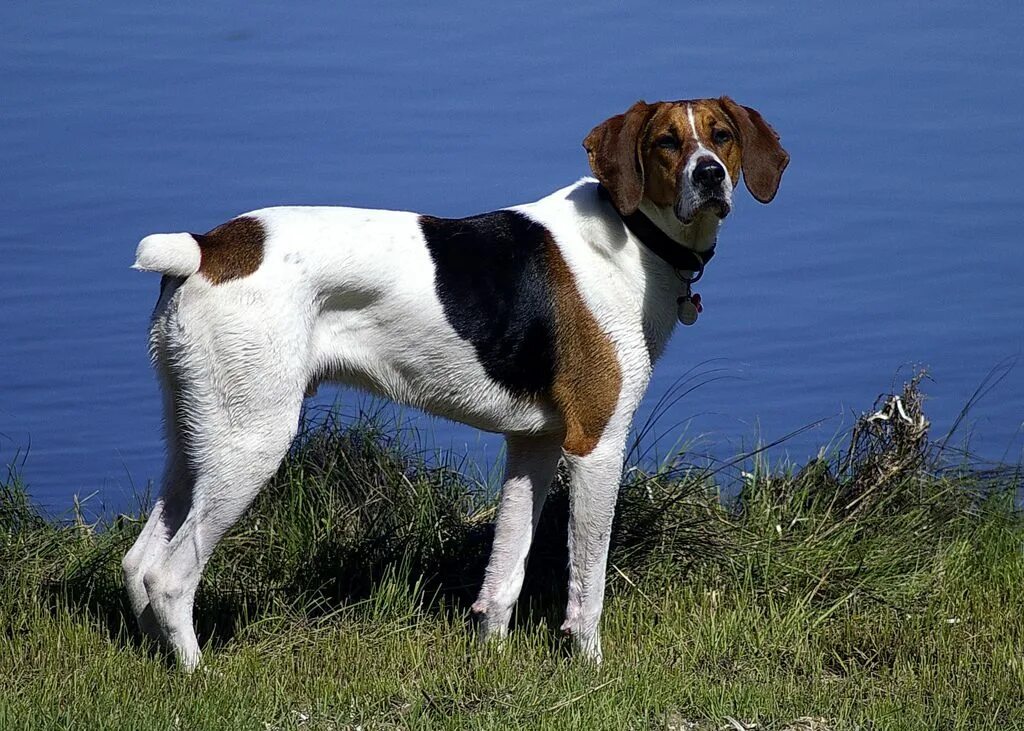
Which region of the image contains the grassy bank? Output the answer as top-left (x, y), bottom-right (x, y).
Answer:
top-left (1, 379), bottom-right (1022, 730)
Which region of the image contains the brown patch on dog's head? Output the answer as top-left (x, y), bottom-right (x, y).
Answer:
top-left (544, 237), bottom-right (622, 456)
top-left (584, 97), bottom-right (788, 212)
top-left (194, 216), bottom-right (265, 284)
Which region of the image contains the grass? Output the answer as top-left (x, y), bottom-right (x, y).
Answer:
top-left (1, 377), bottom-right (1022, 730)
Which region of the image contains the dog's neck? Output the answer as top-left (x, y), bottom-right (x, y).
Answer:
top-left (636, 201), bottom-right (721, 255)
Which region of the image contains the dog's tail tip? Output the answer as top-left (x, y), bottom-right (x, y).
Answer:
top-left (133, 233), bottom-right (201, 277)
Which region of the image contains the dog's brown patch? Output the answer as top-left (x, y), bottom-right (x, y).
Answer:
top-left (193, 216), bottom-right (265, 284)
top-left (544, 237), bottom-right (622, 456)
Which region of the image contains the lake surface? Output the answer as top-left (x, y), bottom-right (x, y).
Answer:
top-left (2, 1), bottom-right (1022, 513)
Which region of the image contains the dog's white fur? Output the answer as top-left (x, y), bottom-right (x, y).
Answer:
top-left (124, 98), bottom-right (784, 670)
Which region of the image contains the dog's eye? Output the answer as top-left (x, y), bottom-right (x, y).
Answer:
top-left (655, 135), bottom-right (679, 150)
top-left (712, 129), bottom-right (733, 145)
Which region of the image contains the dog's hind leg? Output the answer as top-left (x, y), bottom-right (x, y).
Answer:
top-left (123, 362), bottom-right (202, 641)
top-left (141, 377), bottom-right (303, 670)
top-left (145, 369), bottom-right (303, 670)
top-left (121, 446), bottom-right (192, 641)
top-left (135, 295), bottom-right (307, 670)
top-left (472, 433), bottom-right (562, 641)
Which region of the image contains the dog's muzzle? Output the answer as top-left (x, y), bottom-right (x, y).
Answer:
top-left (688, 159), bottom-right (731, 220)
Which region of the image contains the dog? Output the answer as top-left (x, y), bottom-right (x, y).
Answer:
top-left (125, 96), bottom-right (788, 669)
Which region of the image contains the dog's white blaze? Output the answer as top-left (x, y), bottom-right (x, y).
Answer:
top-left (686, 103), bottom-right (702, 144)
top-left (684, 103), bottom-right (726, 178)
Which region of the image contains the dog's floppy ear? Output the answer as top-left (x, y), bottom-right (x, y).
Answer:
top-left (718, 96), bottom-right (789, 204)
top-left (583, 101), bottom-right (655, 215)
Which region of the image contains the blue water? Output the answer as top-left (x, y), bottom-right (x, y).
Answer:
top-left (2, 1), bottom-right (1023, 512)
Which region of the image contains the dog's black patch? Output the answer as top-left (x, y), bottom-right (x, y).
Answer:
top-left (419, 210), bottom-right (557, 395)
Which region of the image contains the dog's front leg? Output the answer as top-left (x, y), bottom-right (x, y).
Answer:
top-left (560, 425), bottom-right (630, 663)
top-left (472, 433), bottom-right (562, 642)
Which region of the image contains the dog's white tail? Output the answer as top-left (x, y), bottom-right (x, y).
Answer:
top-left (133, 233), bottom-right (201, 277)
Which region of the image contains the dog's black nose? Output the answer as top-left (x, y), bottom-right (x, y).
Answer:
top-left (693, 159), bottom-right (726, 188)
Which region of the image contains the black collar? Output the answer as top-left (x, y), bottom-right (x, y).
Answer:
top-left (597, 184), bottom-right (715, 276)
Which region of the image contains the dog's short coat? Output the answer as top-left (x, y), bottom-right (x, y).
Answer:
top-left (126, 97), bottom-right (788, 669)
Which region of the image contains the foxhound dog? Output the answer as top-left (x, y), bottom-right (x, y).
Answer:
top-left (125, 96), bottom-right (789, 669)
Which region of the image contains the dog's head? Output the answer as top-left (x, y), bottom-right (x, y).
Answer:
top-left (584, 97), bottom-right (789, 225)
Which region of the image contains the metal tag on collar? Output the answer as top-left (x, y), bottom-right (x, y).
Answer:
top-left (677, 279), bottom-right (699, 326)
top-left (675, 256), bottom-right (704, 326)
